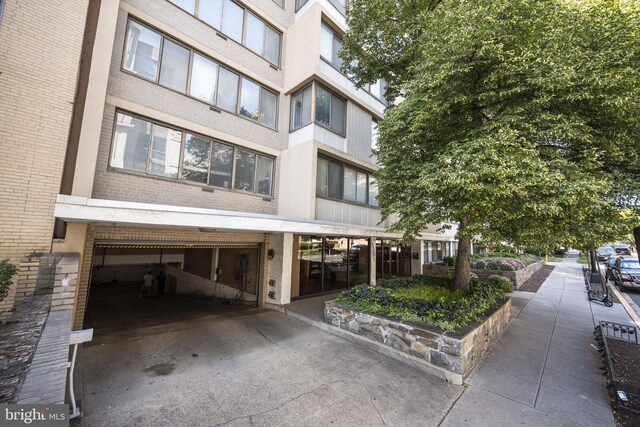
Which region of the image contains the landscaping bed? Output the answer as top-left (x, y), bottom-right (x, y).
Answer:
top-left (595, 321), bottom-right (640, 426)
top-left (325, 275), bottom-right (512, 379)
top-left (423, 253), bottom-right (544, 289)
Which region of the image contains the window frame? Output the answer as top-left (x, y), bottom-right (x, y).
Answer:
top-left (167, 0), bottom-right (283, 67)
top-left (315, 155), bottom-right (378, 208)
top-left (289, 82), bottom-right (347, 137)
top-left (108, 109), bottom-right (276, 198)
top-left (121, 18), bottom-right (279, 131)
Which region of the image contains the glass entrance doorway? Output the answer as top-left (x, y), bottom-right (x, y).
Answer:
top-left (293, 236), bottom-right (371, 298)
top-left (376, 239), bottom-right (412, 280)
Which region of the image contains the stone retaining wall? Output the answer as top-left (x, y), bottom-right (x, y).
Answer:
top-left (422, 260), bottom-right (544, 289)
top-left (325, 298), bottom-right (511, 378)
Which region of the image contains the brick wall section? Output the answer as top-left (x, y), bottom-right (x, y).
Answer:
top-left (122, 0), bottom-right (291, 85)
top-left (107, 7), bottom-right (288, 149)
top-left (0, 0), bottom-right (88, 318)
top-left (93, 105), bottom-right (281, 214)
top-left (72, 225), bottom-right (271, 330)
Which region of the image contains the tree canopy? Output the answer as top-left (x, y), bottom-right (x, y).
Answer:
top-left (341, 0), bottom-right (640, 289)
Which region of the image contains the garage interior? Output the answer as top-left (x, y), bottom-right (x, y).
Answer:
top-left (84, 242), bottom-right (261, 335)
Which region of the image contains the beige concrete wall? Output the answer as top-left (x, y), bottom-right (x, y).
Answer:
top-left (0, 0), bottom-right (89, 317)
top-left (277, 141), bottom-right (317, 219)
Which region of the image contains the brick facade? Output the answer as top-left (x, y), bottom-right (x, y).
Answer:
top-left (0, 0), bottom-right (88, 318)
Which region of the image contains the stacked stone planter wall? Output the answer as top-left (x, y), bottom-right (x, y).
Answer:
top-left (422, 260), bottom-right (544, 289)
top-left (324, 298), bottom-right (511, 379)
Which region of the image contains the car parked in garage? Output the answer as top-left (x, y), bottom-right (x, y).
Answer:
top-left (612, 258), bottom-right (640, 291)
top-left (614, 243), bottom-right (632, 256)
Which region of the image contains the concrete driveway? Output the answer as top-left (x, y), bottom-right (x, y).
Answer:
top-left (80, 306), bottom-right (463, 426)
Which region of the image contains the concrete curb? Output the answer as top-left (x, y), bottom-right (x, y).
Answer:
top-left (609, 283), bottom-right (640, 328)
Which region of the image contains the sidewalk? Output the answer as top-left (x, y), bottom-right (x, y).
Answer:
top-left (441, 257), bottom-right (630, 427)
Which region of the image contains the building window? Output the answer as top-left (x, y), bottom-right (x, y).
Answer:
top-left (291, 85), bottom-right (312, 129)
top-left (295, 0), bottom-right (308, 11)
top-left (316, 156), bottom-right (377, 206)
top-left (371, 119), bottom-right (379, 151)
top-left (122, 20), bottom-right (162, 81)
top-left (122, 19), bottom-right (279, 130)
top-left (328, 0), bottom-right (347, 15)
top-left (111, 111), bottom-right (275, 196)
top-left (168, 0), bottom-right (282, 66)
top-left (290, 82), bottom-right (346, 136)
top-left (320, 22), bottom-right (343, 70)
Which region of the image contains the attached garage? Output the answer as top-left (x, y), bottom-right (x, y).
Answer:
top-left (74, 226), bottom-right (270, 333)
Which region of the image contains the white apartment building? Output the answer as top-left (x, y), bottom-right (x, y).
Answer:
top-left (2, 0), bottom-right (459, 328)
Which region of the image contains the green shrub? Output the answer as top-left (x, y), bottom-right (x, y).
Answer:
top-left (443, 256), bottom-right (456, 266)
top-left (0, 259), bottom-right (18, 302)
top-left (336, 275), bottom-right (511, 332)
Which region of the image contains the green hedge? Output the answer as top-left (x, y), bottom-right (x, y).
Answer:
top-left (335, 275), bottom-right (512, 332)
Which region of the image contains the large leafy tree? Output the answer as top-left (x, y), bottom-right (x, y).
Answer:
top-left (341, 0), bottom-right (640, 290)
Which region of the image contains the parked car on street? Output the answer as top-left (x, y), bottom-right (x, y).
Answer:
top-left (597, 246), bottom-right (616, 261)
top-left (614, 243), bottom-right (632, 256)
top-left (612, 258), bottom-right (640, 291)
top-left (605, 257), bottom-right (620, 282)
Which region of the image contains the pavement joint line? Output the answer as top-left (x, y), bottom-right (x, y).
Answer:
top-left (532, 263), bottom-right (566, 408)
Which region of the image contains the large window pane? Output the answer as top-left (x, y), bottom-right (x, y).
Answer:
top-left (330, 95), bottom-right (346, 135)
top-left (210, 142), bottom-right (234, 188)
top-left (159, 39), bottom-right (190, 93)
top-left (349, 238), bottom-right (370, 287)
top-left (198, 0), bottom-right (223, 29)
top-left (316, 85), bottom-right (331, 127)
top-left (245, 12), bottom-right (265, 56)
top-left (320, 23), bottom-right (333, 62)
top-left (328, 160), bottom-right (342, 199)
top-left (239, 78), bottom-right (260, 121)
top-left (259, 89), bottom-right (277, 128)
top-left (111, 113), bottom-right (152, 173)
top-left (332, 34), bottom-right (343, 69)
top-left (292, 86), bottom-right (312, 129)
top-left (217, 68), bottom-right (239, 112)
top-left (182, 134), bottom-right (210, 184)
top-left (169, 0), bottom-right (195, 14)
top-left (316, 157), bottom-right (328, 197)
top-left (296, 0), bottom-right (309, 10)
top-left (148, 125), bottom-right (182, 179)
top-left (328, 0), bottom-right (346, 15)
top-left (368, 178), bottom-right (379, 206)
top-left (123, 21), bottom-right (162, 81)
top-left (356, 171), bottom-right (367, 204)
top-left (234, 150), bottom-right (256, 192)
top-left (264, 27), bottom-right (281, 65)
top-left (343, 167), bottom-right (356, 202)
top-left (221, 0), bottom-right (244, 43)
top-left (256, 156), bottom-right (274, 196)
top-left (190, 53), bottom-right (218, 104)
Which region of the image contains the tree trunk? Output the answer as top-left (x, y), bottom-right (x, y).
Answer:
top-left (634, 226), bottom-right (640, 264)
top-left (589, 250), bottom-right (598, 274)
top-left (453, 234), bottom-right (472, 292)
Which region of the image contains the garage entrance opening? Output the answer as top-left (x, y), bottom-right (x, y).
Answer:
top-left (84, 242), bottom-right (261, 335)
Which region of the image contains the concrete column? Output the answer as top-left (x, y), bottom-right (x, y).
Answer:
top-left (370, 238), bottom-right (377, 286)
top-left (279, 233), bottom-right (293, 305)
top-left (411, 240), bottom-right (423, 276)
top-left (70, 0), bottom-right (120, 197)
